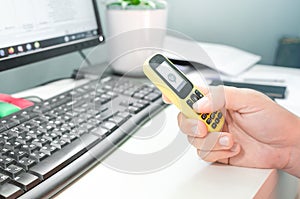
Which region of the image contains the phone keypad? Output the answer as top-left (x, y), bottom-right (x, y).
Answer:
top-left (186, 99), bottom-right (194, 108)
top-left (190, 94), bottom-right (199, 102)
top-left (195, 90), bottom-right (204, 98)
top-left (185, 89), bottom-right (222, 130)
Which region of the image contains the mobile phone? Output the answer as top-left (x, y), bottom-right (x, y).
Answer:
top-left (143, 53), bottom-right (224, 132)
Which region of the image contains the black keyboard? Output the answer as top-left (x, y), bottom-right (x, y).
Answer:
top-left (0, 76), bottom-right (164, 199)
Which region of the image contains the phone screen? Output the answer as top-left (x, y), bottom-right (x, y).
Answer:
top-left (149, 54), bottom-right (193, 99)
top-left (156, 61), bottom-right (187, 92)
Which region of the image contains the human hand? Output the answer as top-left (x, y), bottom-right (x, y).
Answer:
top-left (163, 86), bottom-right (300, 177)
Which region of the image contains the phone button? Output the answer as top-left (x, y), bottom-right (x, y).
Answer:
top-left (195, 90), bottom-right (204, 99)
top-left (201, 114), bottom-right (208, 120)
top-left (190, 94), bottom-right (199, 102)
top-left (206, 118), bottom-right (212, 125)
top-left (186, 100), bottom-right (193, 108)
top-left (212, 123), bottom-right (217, 129)
top-left (210, 112), bottom-right (216, 119)
top-left (217, 112), bottom-right (223, 119)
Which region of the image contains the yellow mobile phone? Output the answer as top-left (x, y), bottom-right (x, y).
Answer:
top-left (143, 53), bottom-right (224, 132)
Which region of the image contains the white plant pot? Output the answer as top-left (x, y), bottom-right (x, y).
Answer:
top-left (106, 8), bottom-right (168, 76)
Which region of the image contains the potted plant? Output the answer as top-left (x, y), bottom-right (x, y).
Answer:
top-left (106, 0), bottom-right (168, 76)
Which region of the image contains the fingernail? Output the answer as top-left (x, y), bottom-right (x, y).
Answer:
top-left (191, 126), bottom-right (198, 135)
top-left (193, 96), bottom-right (209, 111)
top-left (219, 136), bottom-right (230, 147)
top-left (190, 119), bottom-right (199, 135)
top-left (230, 144), bottom-right (239, 152)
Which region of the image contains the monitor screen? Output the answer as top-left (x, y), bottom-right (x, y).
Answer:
top-left (0, 0), bottom-right (104, 71)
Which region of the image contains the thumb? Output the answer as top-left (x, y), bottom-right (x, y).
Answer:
top-left (193, 86), bottom-right (226, 113)
top-left (193, 86), bottom-right (260, 113)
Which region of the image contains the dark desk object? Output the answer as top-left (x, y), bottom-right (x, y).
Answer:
top-left (210, 80), bottom-right (287, 100)
top-left (275, 37), bottom-right (300, 68)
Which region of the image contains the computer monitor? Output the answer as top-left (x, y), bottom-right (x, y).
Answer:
top-left (0, 0), bottom-right (104, 72)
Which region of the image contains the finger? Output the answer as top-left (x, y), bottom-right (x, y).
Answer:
top-left (162, 95), bottom-right (172, 104)
top-left (177, 113), bottom-right (208, 137)
top-left (217, 158), bottom-right (230, 164)
top-left (197, 144), bottom-right (241, 163)
top-left (195, 85), bottom-right (209, 95)
top-left (193, 86), bottom-right (271, 113)
top-left (193, 85), bottom-right (226, 113)
top-left (223, 87), bottom-right (273, 112)
top-left (187, 132), bottom-right (234, 151)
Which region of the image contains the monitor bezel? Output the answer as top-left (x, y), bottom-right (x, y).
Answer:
top-left (0, 0), bottom-right (104, 72)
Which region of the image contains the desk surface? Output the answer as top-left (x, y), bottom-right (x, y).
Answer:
top-left (14, 64), bottom-right (300, 199)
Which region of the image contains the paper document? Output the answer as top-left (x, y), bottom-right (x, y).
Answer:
top-left (163, 36), bottom-right (261, 76)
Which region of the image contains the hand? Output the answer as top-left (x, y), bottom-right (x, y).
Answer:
top-left (163, 86), bottom-right (300, 177)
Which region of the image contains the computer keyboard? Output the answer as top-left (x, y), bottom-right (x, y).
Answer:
top-left (0, 76), bottom-right (164, 199)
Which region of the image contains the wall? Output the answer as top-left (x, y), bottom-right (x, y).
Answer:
top-left (167, 0), bottom-right (300, 64)
top-left (1, 0), bottom-right (300, 94)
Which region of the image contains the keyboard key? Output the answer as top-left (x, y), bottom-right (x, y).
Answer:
top-left (17, 157), bottom-right (36, 171)
top-left (0, 124), bottom-right (7, 133)
top-left (0, 147), bottom-right (11, 156)
top-left (29, 134), bottom-right (99, 180)
top-left (50, 139), bottom-right (68, 149)
top-left (133, 93), bottom-right (145, 99)
top-left (0, 156), bottom-right (14, 169)
top-left (32, 138), bottom-right (49, 148)
top-left (21, 144), bottom-right (38, 154)
top-left (16, 134), bottom-right (33, 145)
top-left (8, 126), bottom-right (27, 136)
top-left (91, 127), bottom-right (109, 138)
top-left (101, 121), bottom-right (117, 131)
top-left (7, 150), bottom-right (27, 161)
top-left (0, 173), bottom-right (10, 185)
top-left (144, 93), bottom-right (161, 102)
top-left (11, 171), bottom-right (40, 191)
top-left (108, 116), bottom-right (126, 126)
top-left (117, 112), bottom-right (131, 120)
top-left (0, 132), bottom-right (15, 141)
top-left (29, 151), bottom-right (48, 162)
top-left (40, 145), bottom-right (58, 156)
top-left (137, 99), bottom-right (150, 106)
top-left (127, 106), bottom-right (140, 114)
top-left (22, 121), bottom-right (39, 130)
top-left (42, 132), bottom-right (59, 142)
top-left (119, 99), bottom-right (134, 107)
top-left (0, 183), bottom-right (24, 199)
top-left (3, 164), bottom-right (24, 178)
top-left (132, 102), bottom-right (146, 109)
top-left (60, 134), bottom-right (77, 143)
top-left (27, 129), bottom-right (44, 139)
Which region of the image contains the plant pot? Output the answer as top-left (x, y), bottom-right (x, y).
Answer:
top-left (106, 7), bottom-right (168, 76)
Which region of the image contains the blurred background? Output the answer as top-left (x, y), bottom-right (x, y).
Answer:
top-left (0, 1), bottom-right (299, 198)
top-left (1, 0), bottom-right (299, 93)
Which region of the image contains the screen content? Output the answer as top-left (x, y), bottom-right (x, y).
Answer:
top-left (0, 0), bottom-right (99, 61)
top-left (156, 61), bottom-right (187, 92)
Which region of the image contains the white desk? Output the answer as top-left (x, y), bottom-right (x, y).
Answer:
top-left (15, 64), bottom-right (300, 199)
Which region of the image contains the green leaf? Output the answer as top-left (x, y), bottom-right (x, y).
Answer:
top-left (131, 0), bottom-right (141, 5)
top-left (107, 2), bottom-right (122, 6)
